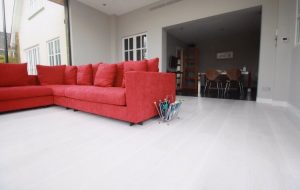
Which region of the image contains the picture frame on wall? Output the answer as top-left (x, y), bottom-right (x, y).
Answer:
top-left (216, 51), bottom-right (234, 59)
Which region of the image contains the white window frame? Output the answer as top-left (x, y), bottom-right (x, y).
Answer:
top-left (122, 33), bottom-right (147, 61)
top-left (47, 38), bottom-right (62, 66)
top-left (29, 0), bottom-right (44, 18)
top-left (296, 0), bottom-right (300, 46)
top-left (25, 45), bottom-right (40, 75)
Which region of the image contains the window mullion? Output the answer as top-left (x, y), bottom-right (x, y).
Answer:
top-left (133, 36), bottom-right (136, 61)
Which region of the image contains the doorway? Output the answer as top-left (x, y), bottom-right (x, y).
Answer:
top-left (165, 6), bottom-right (262, 101)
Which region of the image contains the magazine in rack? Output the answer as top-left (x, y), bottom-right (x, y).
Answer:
top-left (154, 96), bottom-right (182, 122)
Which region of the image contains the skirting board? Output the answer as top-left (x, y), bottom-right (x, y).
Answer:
top-left (256, 98), bottom-right (288, 107)
top-left (257, 98), bottom-right (300, 120)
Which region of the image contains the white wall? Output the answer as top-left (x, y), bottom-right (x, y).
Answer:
top-left (19, 0), bottom-right (67, 65)
top-left (69, 0), bottom-right (112, 65)
top-left (271, 0), bottom-right (294, 103)
top-left (287, 0), bottom-right (300, 110)
top-left (115, 0), bottom-right (281, 101)
top-left (290, 46), bottom-right (300, 109)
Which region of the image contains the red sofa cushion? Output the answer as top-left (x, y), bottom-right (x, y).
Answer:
top-left (37, 65), bottom-right (66, 85)
top-left (92, 63), bottom-right (101, 84)
top-left (77, 64), bottom-right (93, 85)
top-left (147, 58), bottom-right (159, 72)
top-left (122, 60), bottom-right (147, 87)
top-left (114, 62), bottom-right (124, 87)
top-left (44, 85), bottom-right (73, 97)
top-left (94, 63), bottom-right (117, 87)
top-left (0, 86), bottom-right (52, 101)
top-left (65, 86), bottom-right (126, 106)
top-left (0, 63), bottom-right (29, 87)
top-left (65, 66), bottom-right (77, 85)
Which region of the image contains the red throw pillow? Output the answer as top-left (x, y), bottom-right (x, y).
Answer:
top-left (77, 64), bottom-right (93, 85)
top-left (147, 58), bottom-right (159, 72)
top-left (94, 63), bottom-right (117, 87)
top-left (37, 65), bottom-right (66, 85)
top-left (65, 66), bottom-right (77, 85)
top-left (92, 63), bottom-right (101, 84)
top-left (0, 63), bottom-right (28, 87)
top-left (122, 60), bottom-right (147, 87)
top-left (113, 62), bottom-right (124, 87)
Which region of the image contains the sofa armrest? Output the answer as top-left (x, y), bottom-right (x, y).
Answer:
top-left (125, 71), bottom-right (176, 123)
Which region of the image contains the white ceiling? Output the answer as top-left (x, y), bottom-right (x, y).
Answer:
top-left (77, 0), bottom-right (163, 15)
top-left (166, 6), bottom-right (262, 44)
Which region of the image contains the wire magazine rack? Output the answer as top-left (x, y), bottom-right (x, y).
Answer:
top-left (154, 96), bottom-right (182, 122)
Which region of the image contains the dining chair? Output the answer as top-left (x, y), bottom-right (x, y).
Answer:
top-left (224, 68), bottom-right (244, 96)
top-left (204, 69), bottom-right (222, 96)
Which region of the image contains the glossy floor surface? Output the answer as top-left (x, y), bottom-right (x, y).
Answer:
top-left (0, 96), bottom-right (300, 190)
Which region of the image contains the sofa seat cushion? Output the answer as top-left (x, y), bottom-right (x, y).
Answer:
top-left (0, 86), bottom-right (53, 101)
top-left (65, 86), bottom-right (126, 106)
top-left (45, 85), bottom-right (74, 97)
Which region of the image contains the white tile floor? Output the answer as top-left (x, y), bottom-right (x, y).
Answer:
top-left (0, 96), bottom-right (300, 190)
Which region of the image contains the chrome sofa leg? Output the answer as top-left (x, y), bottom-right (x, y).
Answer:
top-left (239, 81), bottom-right (244, 96)
top-left (224, 82), bottom-right (229, 96)
top-left (241, 82), bottom-right (244, 95)
top-left (217, 82), bottom-right (220, 97)
top-left (220, 82), bottom-right (223, 98)
top-left (204, 80), bottom-right (208, 95)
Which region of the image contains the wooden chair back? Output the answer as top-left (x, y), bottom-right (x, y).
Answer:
top-left (206, 69), bottom-right (219, 81)
top-left (226, 69), bottom-right (241, 81)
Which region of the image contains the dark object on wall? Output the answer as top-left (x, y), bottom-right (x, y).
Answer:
top-left (169, 56), bottom-right (178, 69)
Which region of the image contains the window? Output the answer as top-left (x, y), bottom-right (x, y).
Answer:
top-left (29, 0), bottom-right (44, 17)
top-left (47, 38), bottom-right (61, 66)
top-left (122, 33), bottom-right (147, 61)
top-left (26, 46), bottom-right (40, 75)
top-left (296, 0), bottom-right (300, 45)
top-left (1, 0), bottom-right (69, 65)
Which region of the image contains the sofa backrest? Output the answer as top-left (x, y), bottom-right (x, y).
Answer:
top-left (114, 62), bottom-right (124, 87)
top-left (65, 66), bottom-right (77, 85)
top-left (0, 63), bottom-right (32, 87)
top-left (36, 65), bottom-right (66, 85)
top-left (92, 63), bottom-right (101, 84)
top-left (147, 58), bottom-right (159, 72)
top-left (0, 58), bottom-right (159, 88)
top-left (27, 75), bottom-right (39, 85)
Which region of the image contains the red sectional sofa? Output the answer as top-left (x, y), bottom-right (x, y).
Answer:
top-left (0, 59), bottom-right (176, 125)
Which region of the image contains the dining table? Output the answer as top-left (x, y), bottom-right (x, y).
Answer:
top-left (199, 70), bottom-right (252, 89)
